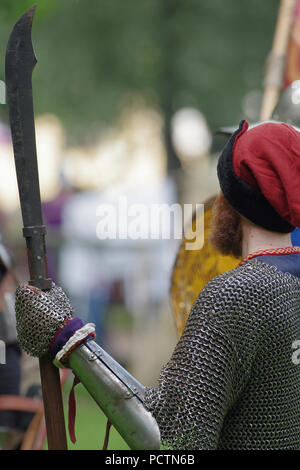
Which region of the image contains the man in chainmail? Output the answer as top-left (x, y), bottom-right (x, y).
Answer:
top-left (15, 120), bottom-right (300, 450)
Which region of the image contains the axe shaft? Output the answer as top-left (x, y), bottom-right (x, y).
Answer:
top-left (39, 355), bottom-right (68, 449)
top-left (25, 228), bottom-right (68, 449)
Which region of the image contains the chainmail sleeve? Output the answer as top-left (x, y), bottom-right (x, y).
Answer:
top-left (144, 322), bottom-right (245, 449)
top-left (143, 260), bottom-right (287, 450)
top-left (143, 273), bottom-right (249, 449)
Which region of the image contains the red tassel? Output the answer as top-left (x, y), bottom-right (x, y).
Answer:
top-left (68, 374), bottom-right (112, 449)
top-left (68, 375), bottom-right (80, 444)
top-left (102, 419), bottom-right (112, 450)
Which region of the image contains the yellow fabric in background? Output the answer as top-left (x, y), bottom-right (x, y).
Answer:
top-left (170, 196), bottom-right (240, 337)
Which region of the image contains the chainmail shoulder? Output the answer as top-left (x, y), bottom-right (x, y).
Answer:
top-left (144, 259), bottom-right (300, 450)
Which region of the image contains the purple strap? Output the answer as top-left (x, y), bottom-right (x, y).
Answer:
top-left (50, 317), bottom-right (84, 360)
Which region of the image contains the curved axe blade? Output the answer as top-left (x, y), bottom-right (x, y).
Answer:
top-left (5, 5), bottom-right (51, 290)
top-left (5, 5), bottom-right (42, 227)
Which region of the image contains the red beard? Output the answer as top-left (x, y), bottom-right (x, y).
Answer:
top-left (209, 193), bottom-right (243, 259)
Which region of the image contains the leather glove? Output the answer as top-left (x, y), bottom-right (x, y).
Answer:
top-left (15, 283), bottom-right (95, 366)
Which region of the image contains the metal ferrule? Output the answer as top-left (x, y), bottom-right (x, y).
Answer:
top-left (67, 339), bottom-right (161, 450)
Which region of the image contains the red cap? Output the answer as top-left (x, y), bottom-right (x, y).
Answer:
top-left (217, 120), bottom-right (300, 232)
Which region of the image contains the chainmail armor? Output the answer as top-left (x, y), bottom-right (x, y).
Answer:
top-left (144, 259), bottom-right (300, 450)
top-left (15, 283), bottom-right (73, 357)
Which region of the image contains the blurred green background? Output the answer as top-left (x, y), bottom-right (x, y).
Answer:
top-left (0, 0), bottom-right (278, 149)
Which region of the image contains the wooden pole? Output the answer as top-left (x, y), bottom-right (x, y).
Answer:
top-left (39, 355), bottom-right (68, 449)
top-left (260, 0), bottom-right (296, 121)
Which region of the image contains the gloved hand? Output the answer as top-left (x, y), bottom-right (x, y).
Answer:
top-left (15, 283), bottom-right (95, 366)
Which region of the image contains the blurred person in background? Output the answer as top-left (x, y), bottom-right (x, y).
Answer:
top-left (0, 240), bottom-right (42, 450)
top-left (0, 242), bottom-right (22, 449)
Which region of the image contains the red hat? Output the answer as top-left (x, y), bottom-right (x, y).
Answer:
top-left (217, 120), bottom-right (300, 233)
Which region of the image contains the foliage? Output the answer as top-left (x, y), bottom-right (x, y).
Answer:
top-left (0, 0), bottom-right (279, 144)
top-left (0, 0), bottom-right (58, 22)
